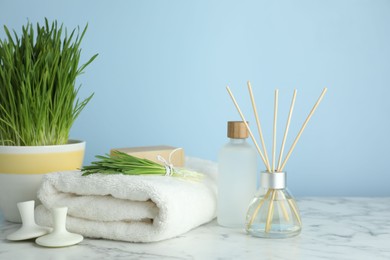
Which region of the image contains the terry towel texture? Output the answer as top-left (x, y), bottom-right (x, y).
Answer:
top-left (35, 157), bottom-right (217, 242)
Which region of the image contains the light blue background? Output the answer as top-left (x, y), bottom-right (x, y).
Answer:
top-left (1, 0), bottom-right (389, 196)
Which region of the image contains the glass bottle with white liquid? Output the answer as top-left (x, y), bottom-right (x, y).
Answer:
top-left (217, 121), bottom-right (258, 228)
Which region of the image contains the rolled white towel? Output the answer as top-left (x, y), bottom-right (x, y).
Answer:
top-left (35, 157), bottom-right (217, 242)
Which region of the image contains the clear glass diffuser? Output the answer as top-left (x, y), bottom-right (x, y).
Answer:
top-left (245, 171), bottom-right (302, 238)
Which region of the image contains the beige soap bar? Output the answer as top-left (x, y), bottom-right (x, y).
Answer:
top-left (110, 145), bottom-right (185, 167)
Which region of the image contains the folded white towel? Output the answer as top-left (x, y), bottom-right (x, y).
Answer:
top-left (35, 157), bottom-right (217, 242)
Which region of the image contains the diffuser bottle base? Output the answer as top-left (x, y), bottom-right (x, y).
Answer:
top-left (246, 224), bottom-right (301, 239)
top-left (245, 180), bottom-right (302, 239)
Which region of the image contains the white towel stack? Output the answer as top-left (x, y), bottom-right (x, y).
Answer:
top-left (35, 157), bottom-right (217, 242)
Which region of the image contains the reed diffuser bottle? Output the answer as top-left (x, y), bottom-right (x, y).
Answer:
top-left (245, 171), bottom-right (301, 238)
top-left (226, 81), bottom-right (327, 238)
top-left (217, 121), bottom-right (257, 228)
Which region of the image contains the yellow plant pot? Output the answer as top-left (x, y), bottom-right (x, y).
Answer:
top-left (0, 140), bottom-right (85, 222)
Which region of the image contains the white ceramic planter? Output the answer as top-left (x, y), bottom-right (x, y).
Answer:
top-left (0, 140), bottom-right (85, 222)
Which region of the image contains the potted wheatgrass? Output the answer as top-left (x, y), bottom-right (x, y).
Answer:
top-left (0, 19), bottom-right (97, 222)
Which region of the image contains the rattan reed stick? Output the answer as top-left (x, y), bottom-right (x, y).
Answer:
top-left (288, 198), bottom-right (302, 225)
top-left (277, 190), bottom-right (290, 222)
top-left (226, 86), bottom-right (271, 172)
top-left (277, 89), bottom-right (297, 171)
top-left (272, 89), bottom-right (279, 173)
top-left (247, 189), bottom-right (272, 227)
top-left (279, 88), bottom-right (327, 171)
top-left (265, 189), bottom-right (276, 232)
top-left (247, 81), bottom-right (271, 171)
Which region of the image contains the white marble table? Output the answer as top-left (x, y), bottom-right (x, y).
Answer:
top-left (1, 198), bottom-right (389, 259)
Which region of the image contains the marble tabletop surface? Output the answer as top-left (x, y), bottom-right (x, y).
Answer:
top-left (1, 197), bottom-right (389, 260)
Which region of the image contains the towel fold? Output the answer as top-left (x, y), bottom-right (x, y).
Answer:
top-left (35, 157), bottom-right (217, 242)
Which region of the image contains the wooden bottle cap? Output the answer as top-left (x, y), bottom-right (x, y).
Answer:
top-left (227, 121), bottom-right (249, 139)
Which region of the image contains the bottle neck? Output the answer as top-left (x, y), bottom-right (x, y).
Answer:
top-left (229, 138), bottom-right (247, 144)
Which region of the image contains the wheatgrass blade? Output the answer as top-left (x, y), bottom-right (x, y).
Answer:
top-left (0, 19), bottom-right (97, 146)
